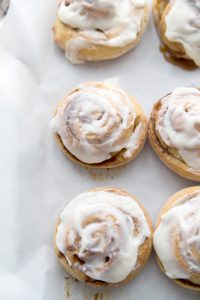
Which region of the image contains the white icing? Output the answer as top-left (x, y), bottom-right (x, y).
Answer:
top-left (58, 0), bottom-right (147, 63)
top-left (123, 122), bottom-right (143, 158)
top-left (156, 87), bottom-right (200, 171)
top-left (165, 0), bottom-right (200, 66)
top-left (65, 38), bottom-right (91, 64)
top-left (153, 193), bottom-right (200, 279)
top-left (51, 83), bottom-right (144, 164)
top-left (56, 190), bottom-right (151, 283)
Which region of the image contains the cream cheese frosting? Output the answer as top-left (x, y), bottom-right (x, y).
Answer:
top-left (56, 190), bottom-right (151, 283)
top-left (51, 83), bottom-right (144, 164)
top-left (153, 192), bottom-right (200, 279)
top-left (156, 87), bottom-right (200, 172)
top-left (165, 0), bottom-right (200, 66)
top-left (57, 0), bottom-right (147, 63)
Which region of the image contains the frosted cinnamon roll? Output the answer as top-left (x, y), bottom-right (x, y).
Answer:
top-left (153, 0), bottom-right (200, 68)
top-left (54, 187), bottom-right (152, 286)
top-left (149, 87), bottom-right (200, 181)
top-left (153, 186), bottom-right (200, 290)
top-left (51, 82), bottom-right (147, 168)
top-left (53, 0), bottom-right (149, 64)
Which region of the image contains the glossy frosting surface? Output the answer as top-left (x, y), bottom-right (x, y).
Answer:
top-left (156, 87), bottom-right (200, 171)
top-left (51, 83), bottom-right (144, 164)
top-left (165, 0), bottom-right (200, 66)
top-left (56, 190), bottom-right (151, 283)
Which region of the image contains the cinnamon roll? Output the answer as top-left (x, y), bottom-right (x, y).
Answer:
top-left (148, 87), bottom-right (200, 181)
top-left (153, 186), bottom-right (200, 290)
top-left (54, 187), bottom-right (153, 286)
top-left (153, 0), bottom-right (200, 68)
top-left (53, 0), bottom-right (149, 64)
top-left (51, 82), bottom-right (147, 168)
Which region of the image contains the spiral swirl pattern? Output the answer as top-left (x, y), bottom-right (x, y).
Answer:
top-left (177, 206), bottom-right (200, 276)
top-left (154, 191), bottom-right (200, 281)
top-left (156, 87), bottom-right (200, 171)
top-left (56, 189), bottom-right (151, 283)
top-left (51, 83), bottom-right (144, 164)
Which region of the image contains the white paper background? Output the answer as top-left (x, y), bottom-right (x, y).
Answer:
top-left (0, 0), bottom-right (199, 299)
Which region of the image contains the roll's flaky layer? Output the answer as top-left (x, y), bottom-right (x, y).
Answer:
top-left (154, 186), bottom-right (200, 290)
top-left (53, 0), bottom-right (148, 63)
top-left (54, 187), bottom-right (153, 286)
top-left (149, 87), bottom-right (200, 181)
top-left (153, 0), bottom-right (200, 67)
top-left (51, 82), bottom-right (147, 168)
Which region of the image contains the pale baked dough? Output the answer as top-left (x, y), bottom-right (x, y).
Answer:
top-left (53, 5), bottom-right (148, 62)
top-left (52, 83), bottom-right (148, 168)
top-left (54, 187), bottom-right (153, 286)
top-left (154, 186), bottom-right (200, 290)
top-left (148, 96), bottom-right (200, 182)
top-left (153, 0), bottom-right (197, 65)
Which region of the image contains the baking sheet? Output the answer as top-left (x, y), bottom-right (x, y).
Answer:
top-left (0, 0), bottom-right (199, 299)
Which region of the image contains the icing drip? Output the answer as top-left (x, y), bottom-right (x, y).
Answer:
top-left (165, 0), bottom-right (200, 66)
top-left (154, 192), bottom-right (200, 279)
top-left (51, 83), bottom-right (144, 164)
top-left (57, 0), bottom-right (147, 63)
top-left (156, 87), bottom-right (200, 171)
top-left (56, 190), bottom-right (151, 283)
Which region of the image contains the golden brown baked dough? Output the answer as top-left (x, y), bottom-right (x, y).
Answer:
top-left (153, 0), bottom-right (198, 68)
top-left (154, 186), bottom-right (200, 290)
top-left (53, 1), bottom-right (149, 63)
top-left (148, 88), bottom-right (200, 182)
top-left (51, 82), bottom-right (148, 168)
top-left (54, 187), bottom-right (153, 286)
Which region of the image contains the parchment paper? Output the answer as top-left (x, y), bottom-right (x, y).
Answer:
top-left (0, 1), bottom-right (199, 299)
